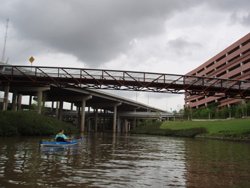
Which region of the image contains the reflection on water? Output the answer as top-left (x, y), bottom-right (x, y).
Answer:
top-left (0, 134), bottom-right (250, 187)
top-left (185, 139), bottom-right (250, 188)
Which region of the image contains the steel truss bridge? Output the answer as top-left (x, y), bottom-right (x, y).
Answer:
top-left (0, 65), bottom-right (249, 98)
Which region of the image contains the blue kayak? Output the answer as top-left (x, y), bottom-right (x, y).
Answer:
top-left (40, 138), bottom-right (82, 147)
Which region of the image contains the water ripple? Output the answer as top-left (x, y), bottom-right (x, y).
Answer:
top-left (1, 135), bottom-right (250, 187)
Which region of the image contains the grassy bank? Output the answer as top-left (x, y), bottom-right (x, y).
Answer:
top-left (132, 119), bottom-right (250, 141)
top-left (0, 111), bottom-right (78, 136)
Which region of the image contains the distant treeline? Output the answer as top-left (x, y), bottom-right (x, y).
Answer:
top-left (183, 101), bottom-right (250, 119)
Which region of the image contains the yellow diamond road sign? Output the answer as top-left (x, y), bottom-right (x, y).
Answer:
top-left (29, 56), bottom-right (35, 64)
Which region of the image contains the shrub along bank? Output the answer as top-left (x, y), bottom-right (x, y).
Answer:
top-left (0, 111), bottom-right (78, 136)
top-left (131, 119), bottom-right (250, 141)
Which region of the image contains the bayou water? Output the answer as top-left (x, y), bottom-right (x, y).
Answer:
top-left (0, 134), bottom-right (250, 187)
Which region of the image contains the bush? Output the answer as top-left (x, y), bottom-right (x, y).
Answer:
top-left (0, 111), bottom-right (78, 136)
top-left (171, 127), bottom-right (207, 137)
top-left (184, 101), bottom-right (250, 119)
top-left (132, 120), bottom-right (207, 138)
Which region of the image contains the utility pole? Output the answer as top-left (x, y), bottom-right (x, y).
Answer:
top-left (1, 18), bottom-right (9, 63)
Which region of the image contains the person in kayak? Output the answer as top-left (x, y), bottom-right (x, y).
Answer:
top-left (55, 129), bottom-right (70, 142)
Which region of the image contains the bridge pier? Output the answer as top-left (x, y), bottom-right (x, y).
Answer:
top-left (124, 119), bottom-right (129, 133)
top-left (94, 109), bottom-right (98, 132)
top-left (58, 100), bottom-right (63, 120)
top-left (29, 95), bottom-right (33, 110)
top-left (80, 99), bottom-right (86, 133)
top-left (113, 105), bottom-right (117, 133)
top-left (55, 101), bottom-right (59, 118)
top-left (51, 101), bottom-right (54, 111)
top-left (113, 102), bottom-right (122, 133)
top-left (37, 89), bottom-right (43, 114)
top-left (17, 94), bottom-right (22, 111)
top-left (87, 107), bottom-right (91, 132)
top-left (117, 116), bottom-right (121, 133)
top-left (80, 95), bottom-right (92, 133)
top-left (2, 84), bottom-right (10, 111)
top-left (11, 92), bottom-right (17, 111)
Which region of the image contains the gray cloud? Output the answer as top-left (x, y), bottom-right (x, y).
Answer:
top-left (0, 0), bottom-right (249, 67)
top-left (166, 38), bottom-right (202, 56)
top-left (231, 12), bottom-right (250, 26)
top-left (242, 14), bottom-right (250, 25)
top-left (0, 0), bottom-right (198, 66)
top-left (206, 0), bottom-right (250, 11)
top-left (205, 0), bottom-right (250, 25)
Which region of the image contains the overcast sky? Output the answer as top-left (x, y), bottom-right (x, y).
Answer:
top-left (0, 0), bottom-right (249, 111)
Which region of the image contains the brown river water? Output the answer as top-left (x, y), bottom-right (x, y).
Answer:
top-left (0, 134), bottom-right (250, 187)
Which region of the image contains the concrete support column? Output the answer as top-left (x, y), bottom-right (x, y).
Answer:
top-left (113, 103), bottom-right (122, 133)
top-left (117, 116), bottom-right (121, 133)
top-left (51, 101), bottom-right (54, 111)
top-left (11, 92), bottom-right (18, 111)
top-left (37, 89), bottom-right (43, 114)
top-left (17, 94), bottom-right (22, 111)
top-left (94, 109), bottom-right (98, 132)
top-left (58, 100), bottom-right (63, 120)
top-left (103, 110), bottom-right (106, 131)
top-left (77, 106), bottom-right (81, 126)
top-left (80, 99), bottom-right (86, 133)
top-left (88, 107), bottom-right (91, 132)
top-left (42, 97), bottom-right (46, 110)
top-left (101, 109), bottom-right (105, 132)
top-left (2, 84), bottom-right (10, 111)
top-left (113, 105), bottom-right (117, 133)
top-left (55, 101), bottom-right (59, 118)
top-left (79, 95), bottom-right (92, 133)
top-left (29, 95), bottom-right (33, 110)
top-left (71, 103), bottom-right (74, 111)
top-left (125, 119), bottom-right (129, 133)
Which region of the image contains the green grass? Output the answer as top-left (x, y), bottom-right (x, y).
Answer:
top-left (132, 119), bottom-right (250, 140)
top-left (161, 119), bottom-right (250, 136)
top-left (0, 111), bottom-right (78, 136)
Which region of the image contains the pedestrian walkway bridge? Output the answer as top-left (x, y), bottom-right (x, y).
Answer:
top-left (0, 65), bottom-right (249, 97)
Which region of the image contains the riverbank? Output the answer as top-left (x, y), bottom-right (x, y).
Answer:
top-left (0, 111), bottom-right (77, 136)
top-left (131, 119), bottom-right (250, 141)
